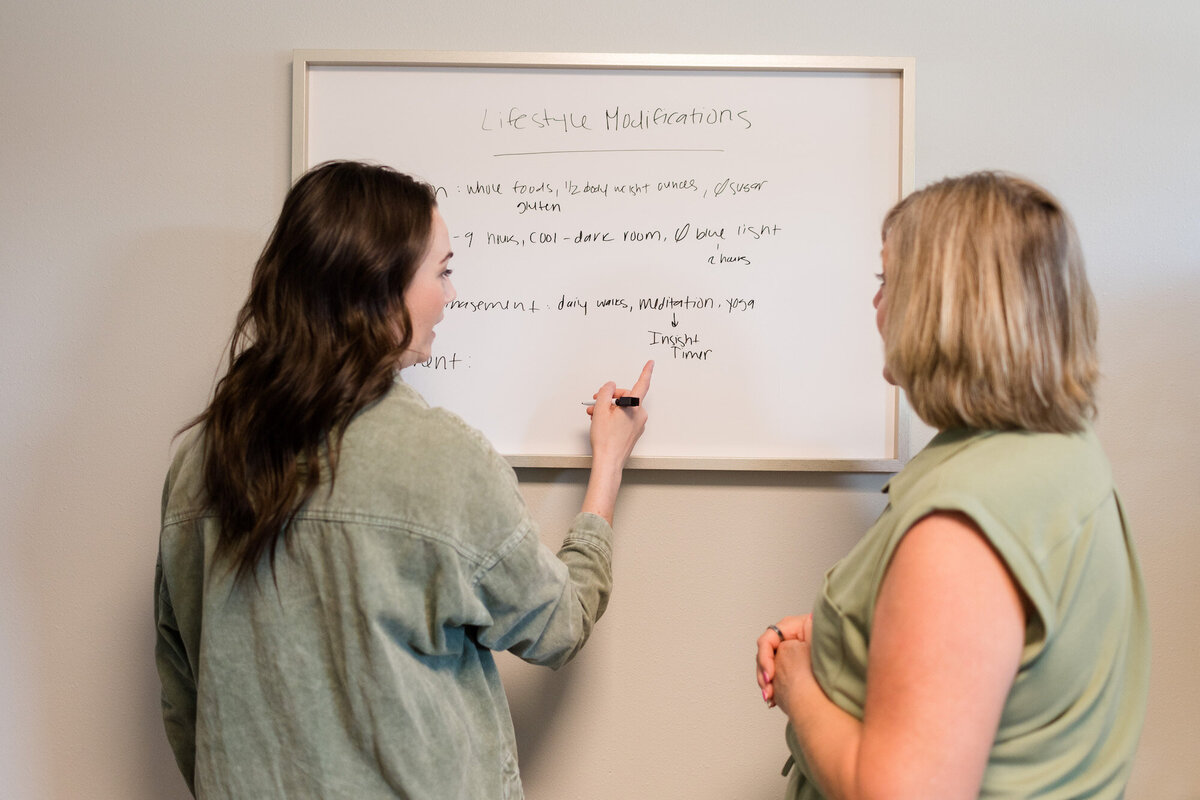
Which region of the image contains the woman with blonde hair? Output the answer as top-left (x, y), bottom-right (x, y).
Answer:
top-left (757, 172), bottom-right (1149, 799)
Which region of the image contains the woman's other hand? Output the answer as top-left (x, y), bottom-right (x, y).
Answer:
top-left (757, 613), bottom-right (812, 708)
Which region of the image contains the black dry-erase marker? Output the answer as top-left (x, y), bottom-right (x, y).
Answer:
top-left (581, 396), bottom-right (640, 407)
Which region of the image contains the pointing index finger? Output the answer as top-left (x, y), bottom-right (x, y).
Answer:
top-left (629, 360), bottom-right (655, 399)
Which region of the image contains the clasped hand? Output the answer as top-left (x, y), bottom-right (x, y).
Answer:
top-left (756, 613), bottom-right (814, 711)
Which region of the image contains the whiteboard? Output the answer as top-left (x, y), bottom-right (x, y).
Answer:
top-left (293, 51), bottom-right (914, 470)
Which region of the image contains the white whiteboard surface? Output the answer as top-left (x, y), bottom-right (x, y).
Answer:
top-left (294, 51), bottom-right (914, 470)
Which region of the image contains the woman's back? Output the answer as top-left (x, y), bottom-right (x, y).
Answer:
top-left (157, 379), bottom-right (616, 799)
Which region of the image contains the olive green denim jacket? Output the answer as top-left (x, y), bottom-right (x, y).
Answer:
top-left (155, 379), bottom-right (613, 799)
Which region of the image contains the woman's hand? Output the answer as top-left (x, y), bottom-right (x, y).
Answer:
top-left (756, 613), bottom-right (812, 707)
top-left (580, 361), bottom-right (654, 523)
top-left (586, 360), bottom-right (653, 461)
top-left (772, 638), bottom-right (821, 719)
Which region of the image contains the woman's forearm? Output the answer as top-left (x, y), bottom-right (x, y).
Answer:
top-left (777, 644), bottom-right (865, 800)
top-left (580, 459), bottom-right (624, 524)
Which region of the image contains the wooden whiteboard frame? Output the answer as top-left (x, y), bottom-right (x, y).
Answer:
top-left (292, 50), bottom-right (915, 472)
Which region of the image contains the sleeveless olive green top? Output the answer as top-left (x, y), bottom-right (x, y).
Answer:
top-left (785, 427), bottom-right (1149, 799)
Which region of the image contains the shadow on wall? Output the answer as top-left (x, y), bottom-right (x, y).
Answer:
top-left (1100, 275), bottom-right (1200, 800)
top-left (124, 227), bottom-right (264, 799)
top-left (504, 651), bottom-right (577, 781)
top-left (5, 224), bottom-right (257, 798)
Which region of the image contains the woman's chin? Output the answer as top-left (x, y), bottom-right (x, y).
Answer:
top-left (398, 350), bottom-right (430, 370)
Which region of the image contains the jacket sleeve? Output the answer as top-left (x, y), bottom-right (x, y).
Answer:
top-left (155, 551), bottom-right (197, 794)
top-left (155, 454), bottom-right (198, 798)
top-left (472, 511), bottom-right (614, 670)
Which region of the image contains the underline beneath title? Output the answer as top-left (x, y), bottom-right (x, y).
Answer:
top-left (493, 148), bottom-right (726, 157)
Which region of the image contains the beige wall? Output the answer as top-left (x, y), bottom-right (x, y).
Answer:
top-left (2, 2), bottom-right (1197, 798)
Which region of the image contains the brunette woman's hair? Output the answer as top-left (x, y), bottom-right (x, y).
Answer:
top-left (184, 160), bottom-right (437, 583)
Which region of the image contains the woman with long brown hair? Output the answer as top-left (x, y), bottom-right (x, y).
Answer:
top-left (156, 160), bottom-right (652, 798)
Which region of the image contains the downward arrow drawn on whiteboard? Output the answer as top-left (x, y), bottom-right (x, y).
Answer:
top-left (670, 313), bottom-right (679, 328)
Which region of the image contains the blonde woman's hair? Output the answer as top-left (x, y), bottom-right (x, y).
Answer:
top-left (881, 171), bottom-right (1098, 433)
